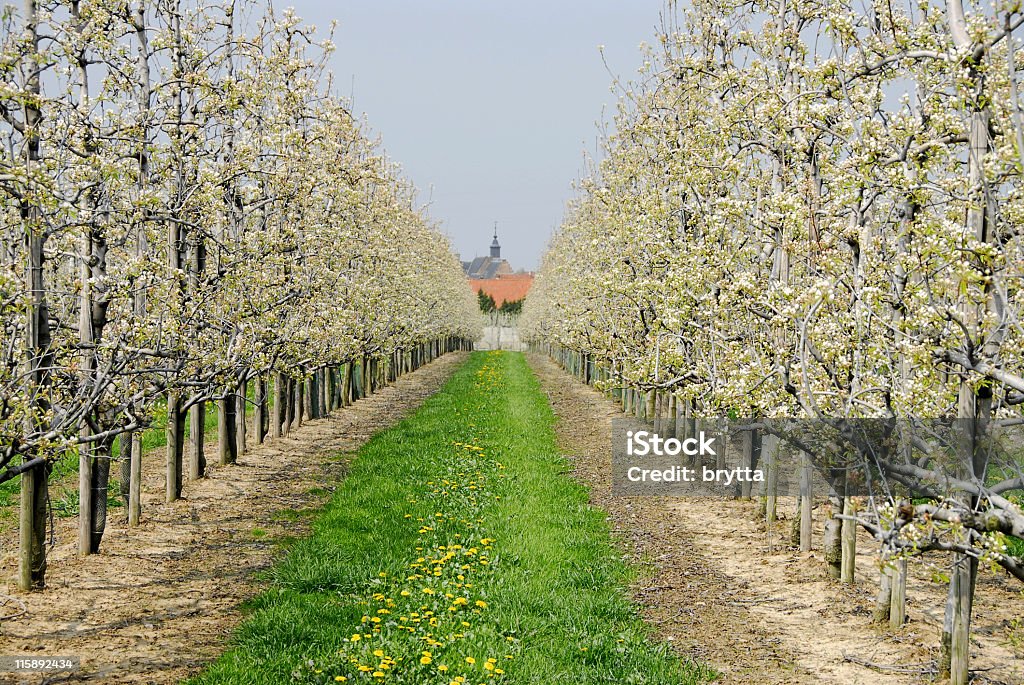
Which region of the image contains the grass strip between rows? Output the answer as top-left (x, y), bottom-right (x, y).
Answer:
top-left (190, 351), bottom-right (713, 685)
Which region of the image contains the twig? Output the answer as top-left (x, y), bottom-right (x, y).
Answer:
top-left (841, 652), bottom-right (937, 675)
top-left (725, 596), bottom-right (787, 605)
top-left (0, 593), bottom-right (28, 621)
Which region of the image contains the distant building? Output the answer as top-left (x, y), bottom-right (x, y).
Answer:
top-left (468, 273), bottom-right (534, 307)
top-left (462, 226), bottom-right (514, 279)
top-left (462, 225), bottom-right (534, 307)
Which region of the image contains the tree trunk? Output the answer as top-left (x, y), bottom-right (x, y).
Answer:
top-left (790, 503), bottom-right (803, 548)
top-left (824, 496), bottom-right (842, 579)
top-left (321, 368), bottom-right (330, 413)
top-left (330, 367), bottom-right (340, 409)
top-left (272, 373), bottom-right (283, 438)
top-left (166, 392), bottom-right (185, 502)
top-left (874, 564), bottom-right (894, 623)
top-left (254, 376), bottom-right (267, 444)
top-left (343, 362), bottom-right (353, 405)
top-left (665, 393), bottom-right (677, 441)
top-left (800, 454), bottom-right (813, 552)
top-left (218, 390), bottom-right (237, 466)
top-left (652, 391), bottom-right (662, 434)
top-left (840, 496), bottom-right (857, 584)
top-left (19, 462), bottom-right (48, 590)
top-left (285, 376), bottom-right (295, 433)
top-left (236, 379), bottom-right (247, 455)
top-left (119, 433), bottom-right (131, 507)
top-left (304, 373), bottom-right (314, 420)
top-left (87, 438), bottom-right (112, 553)
top-left (763, 434), bottom-right (778, 525)
top-left (739, 429), bottom-right (759, 499)
top-left (189, 401), bottom-right (206, 479)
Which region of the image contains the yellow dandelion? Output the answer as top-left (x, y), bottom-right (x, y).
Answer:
top-left (465, 656), bottom-right (476, 665)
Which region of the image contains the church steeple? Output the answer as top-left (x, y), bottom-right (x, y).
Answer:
top-left (490, 222), bottom-right (501, 258)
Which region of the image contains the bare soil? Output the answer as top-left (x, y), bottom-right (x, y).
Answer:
top-left (527, 353), bottom-right (1024, 685)
top-left (0, 353), bottom-right (466, 685)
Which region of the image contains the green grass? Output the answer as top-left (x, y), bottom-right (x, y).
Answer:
top-left (189, 352), bottom-right (712, 685)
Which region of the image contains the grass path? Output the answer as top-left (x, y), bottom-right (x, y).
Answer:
top-left (192, 351), bottom-right (711, 685)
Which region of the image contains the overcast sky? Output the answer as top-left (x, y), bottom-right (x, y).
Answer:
top-left (281, 1), bottom-right (666, 270)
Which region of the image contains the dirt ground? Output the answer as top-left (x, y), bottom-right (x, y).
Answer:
top-left (527, 353), bottom-right (1024, 685)
top-left (0, 353), bottom-right (466, 685)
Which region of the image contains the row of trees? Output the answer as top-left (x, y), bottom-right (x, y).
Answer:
top-left (522, 0), bottom-right (1023, 681)
top-left (0, 0), bottom-right (480, 592)
top-left (476, 290), bottom-right (524, 314)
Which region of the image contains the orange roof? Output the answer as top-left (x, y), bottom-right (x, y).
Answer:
top-left (468, 273), bottom-right (534, 306)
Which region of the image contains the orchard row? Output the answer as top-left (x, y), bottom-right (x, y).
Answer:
top-left (522, 2), bottom-right (1024, 683)
top-left (0, 2), bottom-right (480, 591)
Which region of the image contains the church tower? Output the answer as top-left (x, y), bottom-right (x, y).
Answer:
top-left (490, 222), bottom-right (501, 258)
